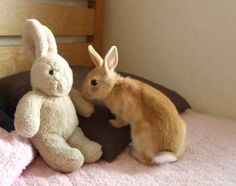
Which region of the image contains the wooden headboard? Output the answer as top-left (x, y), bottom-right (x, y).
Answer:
top-left (0, 0), bottom-right (104, 78)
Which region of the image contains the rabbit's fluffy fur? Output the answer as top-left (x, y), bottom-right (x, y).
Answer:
top-left (14, 19), bottom-right (102, 173)
top-left (82, 46), bottom-right (186, 165)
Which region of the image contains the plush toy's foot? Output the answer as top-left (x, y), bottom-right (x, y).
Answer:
top-left (68, 127), bottom-right (103, 163)
top-left (31, 134), bottom-right (85, 173)
top-left (81, 141), bottom-right (103, 163)
top-left (51, 148), bottom-right (85, 173)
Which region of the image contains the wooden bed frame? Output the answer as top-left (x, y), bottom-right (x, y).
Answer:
top-left (0, 0), bottom-right (104, 78)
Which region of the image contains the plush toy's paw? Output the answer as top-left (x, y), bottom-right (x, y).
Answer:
top-left (82, 141), bottom-right (103, 163)
top-left (69, 88), bottom-right (95, 118)
top-left (15, 123), bottom-right (39, 138)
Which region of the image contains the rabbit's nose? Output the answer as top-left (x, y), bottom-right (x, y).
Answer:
top-left (82, 90), bottom-right (91, 99)
top-left (81, 89), bottom-right (87, 97)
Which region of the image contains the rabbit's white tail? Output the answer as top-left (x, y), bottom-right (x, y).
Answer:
top-left (152, 151), bottom-right (177, 164)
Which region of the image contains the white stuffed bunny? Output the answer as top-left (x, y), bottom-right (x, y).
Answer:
top-left (14, 19), bottom-right (102, 172)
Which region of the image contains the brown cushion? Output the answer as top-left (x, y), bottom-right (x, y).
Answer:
top-left (0, 89), bottom-right (5, 112)
top-left (0, 66), bottom-right (190, 162)
top-left (0, 110), bottom-right (14, 132)
top-left (0, 72), bottom-right (31, 118)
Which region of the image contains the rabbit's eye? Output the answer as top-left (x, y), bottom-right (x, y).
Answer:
top-left (90, 79), bottom-right (98, 86)
top-left (49, 70), bottom-right (54, 75)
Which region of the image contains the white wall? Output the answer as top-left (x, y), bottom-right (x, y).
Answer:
top-left (103, 0), bottom-right (236, 120)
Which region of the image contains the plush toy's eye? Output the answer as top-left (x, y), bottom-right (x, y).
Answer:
top-left (90, 79), bottom-right (98, 86)
top-left (49, 70), bottom-right (54, 75)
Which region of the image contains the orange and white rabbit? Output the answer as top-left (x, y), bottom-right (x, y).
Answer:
top-left (82, 45), bottom-right (186, 165)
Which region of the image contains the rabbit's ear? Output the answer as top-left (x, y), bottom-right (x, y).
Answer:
top-left (43, 26), bottom-right (58, 54)
top-left (88, 45), bottom-right (103, 67)
top-left (22, 19), bottom-right (49, 61)
top-left (104, 46), bottom-right (118, 73)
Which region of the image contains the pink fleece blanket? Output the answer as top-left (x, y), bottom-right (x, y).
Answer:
top-left (1, 110), bottom-right (236, 186)
top-left (0, 129), bottom-right (35, 186)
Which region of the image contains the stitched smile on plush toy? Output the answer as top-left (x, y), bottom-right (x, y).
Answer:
top-left (48, 71), bottom-right (65, 91)
top-left (48, 80), bottom-right (63, 94)
top-left (57, 82), bottom-right (63, 92)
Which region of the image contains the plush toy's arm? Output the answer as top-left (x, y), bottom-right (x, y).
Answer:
top-left (69, 88), bottom-right (94, 118)
top-left (14, 91), bottom-right (44, 138)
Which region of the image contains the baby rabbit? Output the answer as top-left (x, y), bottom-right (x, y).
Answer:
top-left (82, 45), bottom-right (186, 165)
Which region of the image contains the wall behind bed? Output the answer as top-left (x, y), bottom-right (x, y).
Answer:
top-left (103, 0), bottom-right (236, 120)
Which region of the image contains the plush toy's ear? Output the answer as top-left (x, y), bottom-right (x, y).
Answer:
top-left (88, 45), bottom-right (103, 67)
top-left (43, 26), bottom-right (57, 54)
top-left (22, 19), bottom-right (48, 61)
top-left (104, 46), bottom-right (118, 73)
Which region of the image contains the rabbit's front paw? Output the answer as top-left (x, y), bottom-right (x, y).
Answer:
top-left (86, 103), bottom-right (94, 117)
top-left (109, 119), bottom-right (123, 128)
